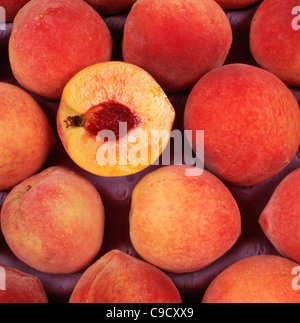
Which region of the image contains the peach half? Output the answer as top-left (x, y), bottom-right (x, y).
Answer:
top-left (1, 166), bottom-right (105, 274)
top-left (57, 61), bottom-right (175, 177)
top-left (69, 250), bottom-right (182, 303)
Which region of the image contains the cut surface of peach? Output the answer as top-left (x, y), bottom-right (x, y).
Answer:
top-left (57, 62), bottom-right (175, 177)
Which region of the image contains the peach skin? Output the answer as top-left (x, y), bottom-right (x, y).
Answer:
top-left (69, 250), bottom-right (182, 303)
top-left (202, 255), bottom-right (300, 303)
top-left (9, 0), bottom-right (113, 100)
top-left (259, 168), bottom-right (300, 265)
top-left (0, 265), bottom-right (48, 303)
top-left (57, 61), bottom-right (175, 177)
top-left (122, 0), bottom-right (232, 93)
top-left (250, 0), bottom-right (300, 87)
top-left (0, 82), bottom-right (55, 191)
top-left (0, 166), bottom-right (105, 274)
top-left (184, 63), bottom-right (300, 186)
top-left (129, 165), bottom-right (242, 273)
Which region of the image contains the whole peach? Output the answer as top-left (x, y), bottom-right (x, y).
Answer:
top-left (259, 168), bottom-right (300, 264)
top-left (122, 0), bottom-right (232, 93)
top-left (84, 0), bottom-right (136, 15)
top-left (9, 0), bottom-right (113, 100)
top-left (1, 166), bottom-right (105, 274)
top-left (0, 82), bottom-right (55, 191)
top-left (129, 165), bottom-right (241, 274)
top-left (250, 0), bottom-right (300, 87)
top-left (202, 255), bottom-right (300, 303)
top-left (184, 64), bottom-right (300, 186)
top-left (0, 0), bottom-right (30, 21)
top-left (69, 250), bottom-right (182, 303)
top-left (0, 265), bottom-right (48, 303)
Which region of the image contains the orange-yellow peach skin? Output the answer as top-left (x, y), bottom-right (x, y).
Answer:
top-left (57, 61), bottom-right (175, 177)
top-left (202, 255), bottom-right (300, 303)
top-left (0, 82), bottom-right (55, 191)
top-left (259, 168), bottom-right (300, 265)
top-left (0, 265), bottom-right (48, 303)
top-left (0, 0), bottom-right (30, 21)
top-left (9, 0), bottom-right (113, 100)
top-left (250, 0), bottom-right (300, 87)
top-left (122, 0), bottom-right (232, 93)
top-left (214, 0), bottom-right (259, 9)
top-left (69, 250), bottom-right (182, 303)
top-left (84, 0), bottom-right (136, 15)
top-left (1, 166), bottom-right (105, 274)
top-left (129, 165), bottom-right (242, 274)
top-left (184, 64), bottom-right (300, 187)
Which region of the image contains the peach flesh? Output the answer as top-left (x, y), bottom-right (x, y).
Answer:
top-left (65, 102), bottom-right (141, 140)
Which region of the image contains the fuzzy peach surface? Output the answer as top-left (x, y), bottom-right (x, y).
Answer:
top-left (129, 165), bottom-right (241, 274)
top-left (259, 168), bottom-right (300, 264)
top-left (184, 63), bottom-right (300, 186)
top-left (202, 255), bottom-right (300, 303)
top-left (0, 82), bottom-right (55, 191)
top-left (250, 0), bottom-right (300, 87)
top-left (0, 166), bottom-right (105, 274)
top-left (122, 0), bottom-right (232, 93)
top-left (69, 250), bottom-right (182, 303)
top-left (0, 265), bottom-right (48, 303)
top-left (9, 0), bottom-right (113, 100)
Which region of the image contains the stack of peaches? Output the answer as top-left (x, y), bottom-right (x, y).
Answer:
top-left (0, 0), bottom-right (300, 303)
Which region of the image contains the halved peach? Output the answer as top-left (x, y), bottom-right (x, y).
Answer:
top-left (57, 61), bottom-right (175, 177)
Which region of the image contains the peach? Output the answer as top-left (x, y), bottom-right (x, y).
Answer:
top-left (0, 166), bottom-right (105, 274)
top-left (129, 165), bottom-right (241, 274)
top-left (0, 265), bottom-right (48, 303)
top-left (57, 61), bottom-right (175, 177)
top-left (250, 0), bottom-right (300, 87)
top-left (184, 64), bottom-right (300, 187)
top-left (202, 255), bottom-right (300, 303)
top-left (122, 0), bottom-right (232, 93)
top-left (9, 0), bottom-right (113, 100)
top-left (214, 0), bottom-right (260, 9)
top-left (259, 168), bottom-right (300, 264)
top-left (0, 82), bottom-right (55, 191)
top-left (69, 250), bottom-right (182, 303)
top-left (84, 0), bottom-right (136, 15)
top-left (0, 0), bottom-right (30, 21)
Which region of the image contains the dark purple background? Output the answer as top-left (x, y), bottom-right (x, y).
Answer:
top-left (1, 2), bottom-right (300, 303)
